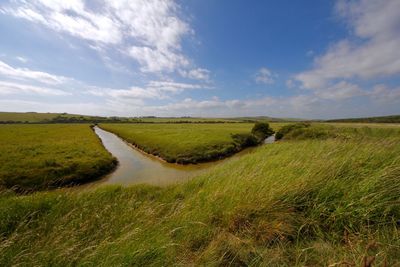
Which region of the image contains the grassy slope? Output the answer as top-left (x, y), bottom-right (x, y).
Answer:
top-left (328, 114), bottom-right (400, 123)
top-left (0, 112), bottom-right (290, 124)
top-left (0, 112), bottom-right (62, 122)
top-left (0, 112), bottom-right (111, 123)
top-left (0, 124), bottom-right (116, 191)
top-left (137, 117), bottom-right (244, 123)
top-left (0, 125), bottom-right (399, 266)
top-left (99, 123), bottom-right (257, 163)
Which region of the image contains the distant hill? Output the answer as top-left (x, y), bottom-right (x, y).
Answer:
top-left (327, 115), bottom-right (400, 123)
top-left (0, 112), bottom-right (63, 123)
top-left (0, 112), bottom-right (128, 123)
top-left (228, 116), bottom-right (304, 122)
top-left (0, 112), bottom-right (301, 124)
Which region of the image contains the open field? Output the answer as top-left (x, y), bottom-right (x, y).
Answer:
top-left (99, 123), bottom-right (259, 163)
top-left (323, 122), bottom-right (400, 128)
top-left (0, 112), bottom-right (65, 123)
top-left (100, 122), bottom-right (400, 163)
top-left (0, 112), bottom-right (295, 124)
top-left (136, 117), bottom-right (244, 123)
top-left (327, 115), bottom-right (400, 123)
top-left (0, 112), bottom-right (123, 124)
top-left (138, 116), bottom-right (291, 123)
top-left (0, 124), bottom-right (399, 265)
top-left (0, 124), bottom-right (117, 192)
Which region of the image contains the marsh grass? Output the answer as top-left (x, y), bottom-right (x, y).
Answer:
top-left (0, 124), bottom-right (399, 265)
top-left (99, 123), bottom-right (257, 163)
top-left (0, 124), bottom-right (117, 192)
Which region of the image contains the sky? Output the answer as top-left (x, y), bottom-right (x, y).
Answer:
top-left (0, 0), bottom-right (399, 119)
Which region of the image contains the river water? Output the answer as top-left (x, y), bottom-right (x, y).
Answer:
top-left (93, 126), bottom-right (274, 187)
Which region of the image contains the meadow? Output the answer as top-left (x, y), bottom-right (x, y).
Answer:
top-left (0, 123), bottom-right (399, 266)
top-left (0, 112), bottom-right (280, 124)
top-left (0, 112), bottom-right (128, 124)
top-left (0, 124), bottom-right (117, 192)
top-left (0, 112), bottom-right (64, 123)
top-left (99, 123), bottom-right (259, 163)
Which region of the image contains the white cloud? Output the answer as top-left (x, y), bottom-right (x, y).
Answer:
top-left (114, 95), bottom-right (314, 118)
top-left (128, 46), bottom-right (189, 73)
top-left (0, 60), bottom-right (68, 85)
top-left (0, 99), bottom-right (111, 116)
top-left (0, 81), bottom-right (70, 96)
top-left (1, 1), bottom-right (122, 44)
top-left (286, 79), bottom-right (295, 88)
top-left (315, 81), bottom-right (365, 100)
top-left (16, 56), bottom-right (28, 63)
top-left (148, 81), bottom-right (207, 92)
top-left (255, 67), bottom-right (276, 84)
top-left (1, 0), bottom-right (199, 75)
top-left (369, 84), bottom-right (400, 103)
top-left (306, 50), bottom-right (314, 57)
top-left (88, 80), bottom-right (208, 100)
top-left (295, 0), bottom-right (400, 90)
top-left (179, 68), bottom-right (210, 81)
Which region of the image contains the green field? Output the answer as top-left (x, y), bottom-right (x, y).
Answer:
top-left (0, 124), bottom-right (399, 265)
top-left (99, 123), bottom-right (258, 163)
top-left (0, 112), bottom-right (125, 124)
top-left (0, 112), bottom-right (64, 123)
top-left (0, 124), bottom-right (117, 192)
top-left (327, 114), bottom-right (400, 123)
top-left (0, 112), bottom-right (293, 124)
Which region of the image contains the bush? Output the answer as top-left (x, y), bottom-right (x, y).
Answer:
top-left (231, 133), bottom-right (259, 148)
top-left (275, 122), bottom-right (310, 140)
top-left (251, 122), bottom-right (275, 141)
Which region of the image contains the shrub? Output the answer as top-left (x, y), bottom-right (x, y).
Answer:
top-left (251, 122), bottom-right (275, 141)
top-left (275, 122), bottom-right (310, 140)
top-left (231, 133), bottom-right (259, 148)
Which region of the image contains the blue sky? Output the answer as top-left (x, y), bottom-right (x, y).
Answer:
top-left (0, 0), bottom-right (399, 119)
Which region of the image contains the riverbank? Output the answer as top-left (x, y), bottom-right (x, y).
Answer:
top-left (93, 126), bottom-right (272, 186)
top-left (94, 126), bottom-right (208, 186)
top-left (98, 123), bottom-right (270, 164)
top-left (1, 125), bottom-right (399, 265)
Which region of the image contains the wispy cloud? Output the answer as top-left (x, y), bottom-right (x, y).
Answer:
top-left (179, 68), bottom-right (211, 81)
top-left (0, 80), bottom-right (70, 96)
top-left (1, 0), bottom-right (205, 76)
top-left (128, 46), bottom-right (189, 73)
top-left (255, 67), bottom-right (276, 85)
top-left (315, 81), bottom-right (365, 100)
top-left (0, 60), bottom-right (69, 85)
top-left (88, 80), bottom-right (210, 100)
top-left (295, 0), bottom-right (400, 90)
top-left (16, 56), bottom-right (28, 63)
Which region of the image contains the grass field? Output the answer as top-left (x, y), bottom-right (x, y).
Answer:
top-left (0, 112), bottom-right (63, 122)
top-left (0, 124), bottom-right (117, 192)
top-left (0, 124), bottom-right (399, 265)
top-left (137, 117), bottom-right (244, 123)
top-left (99, 123), bottom-right (258, 163)
top-left (0, 112), bottom-right (291, 124)
top-left (0, 112), bottom-right (122, 123)
top-left (327, 114), bottom-right (400, 123)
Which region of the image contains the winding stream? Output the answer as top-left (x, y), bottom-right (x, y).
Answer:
top-left (94, 126), bottom-right (274, 186)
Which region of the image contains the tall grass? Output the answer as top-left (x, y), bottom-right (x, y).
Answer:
top-left (0, 124), bottom-right (116, 192)
top-left (0, 125), bottom-right (399, 265)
